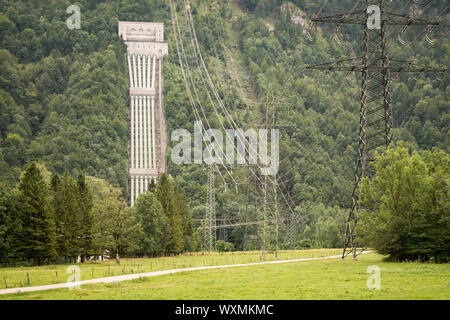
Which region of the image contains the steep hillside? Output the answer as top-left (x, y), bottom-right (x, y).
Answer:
top-left (0, 0), bottom-right (448, 250)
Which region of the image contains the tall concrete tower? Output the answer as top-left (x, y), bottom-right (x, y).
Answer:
top-left (118, 22), bottom-right (168, 206)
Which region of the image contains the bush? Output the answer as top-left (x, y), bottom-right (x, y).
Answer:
top-left (297, 239), bottom-right (312, 249)
top-left (216, 240), bottom-right (235, 253)
top-left (359, 145), bottom-right (449, 263)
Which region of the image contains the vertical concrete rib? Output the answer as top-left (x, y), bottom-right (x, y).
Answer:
top-left (139, 96), bottom-right (144, 170)
top-left (143, 96), bottom-right (148, 169)
top-left (127, 54), bottom-right (133, 88)
top-left (143, 55), bottom-right (147, 89)
top-left (158, 57), bottom-right (165, 174)
top-left (147, 55), bottom-right (151, 88)
top-left (151, 96), bottom-right (156, 169)
top-left (130, 177), bottom-right (133, 206)
top-left (140, 96), bottom-right (144, 169)
top-left (132, 54), bottom-right (137, 89)
top-left (135, 96), bottom-right (138, 169)
top-left (147, 96), bottom-right (152, 169)
top-left (131, 95), bottom-right (135, 169)
top-left (152, 56), bottom-right (156, 89)
top-left (140, 55), bottom-right (144, 88)
top-left (139, 55), bottom-right (143, 88)
top-left (144, 176), bottom-right (148, 193)
top-left (142, 55), bottom-right (146, 88)
top-left (136, 177), bottom-right (139, 203)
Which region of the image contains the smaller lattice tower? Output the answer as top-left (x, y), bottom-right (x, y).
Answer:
top-left (204, 165), bottom-right (216, 252)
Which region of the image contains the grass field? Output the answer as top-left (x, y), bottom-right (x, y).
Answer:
top-left (0, 249), bottom-right (341, 289)
top-left (1, 251), bottom-right (449, 300)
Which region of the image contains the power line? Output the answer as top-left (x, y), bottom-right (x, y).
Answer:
top-left (169, 0), bottom-right (234, 187)
top-left (183, 0), bottom-right (303, 216)
top-left (171, 0), bottom-right (308, 254)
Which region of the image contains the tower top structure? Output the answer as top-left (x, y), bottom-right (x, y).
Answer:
top-left (118, 21), bottom-right (168, 56)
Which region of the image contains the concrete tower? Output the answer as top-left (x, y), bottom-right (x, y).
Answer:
top-left (118, 22), bottom-right (168, 206)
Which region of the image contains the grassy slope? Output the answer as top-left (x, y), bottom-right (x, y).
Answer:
top-left (2, 253), bottom-right (449, 300)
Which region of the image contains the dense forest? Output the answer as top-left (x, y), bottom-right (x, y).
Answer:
top-left (0, 0), bottom-right (448, 261)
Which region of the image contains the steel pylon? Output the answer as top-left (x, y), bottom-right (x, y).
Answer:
top-left (306, 0), bottom-right (447, 259)
top-left (204, 165), bottom-right (216, 251)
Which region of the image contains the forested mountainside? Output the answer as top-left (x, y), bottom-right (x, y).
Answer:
top-left (0, 0), bottom-right (448, 250)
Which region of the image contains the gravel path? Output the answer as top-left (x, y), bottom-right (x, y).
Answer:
top-left (0, 251), bottom-right (370, 295)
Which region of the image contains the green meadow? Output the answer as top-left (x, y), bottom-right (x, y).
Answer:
top-left (0, 249), bottom-right (341, 289)
top-left (1, 251), bottom-right (449, 300)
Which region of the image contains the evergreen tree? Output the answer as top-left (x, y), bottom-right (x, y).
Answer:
top-left (148, 178), bottom-right (157, 193)
top-left (2, 188), bottom-right (26, 264)
top-left (53, 172), bottom-right (81, 262)
top-left (132, 191), bottom-right (170, 257)
top-left (17, 163), bottom-right (56, 265)
top-left (0, 183), bottom-right (11, 263)
top-left (50, 172), bottom-right (64, 260)
top-left (173, 188), bottom-right (195, 253)
top-left (50, 173), bottom-right (60, 193)
top-left (156, 174), bottom-right (183, 255)
top-left (77, 173), bottom-right (93, 262)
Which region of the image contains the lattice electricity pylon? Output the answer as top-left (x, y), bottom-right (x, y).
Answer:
top-left (204, 165), bottom-right (216, 251)
top-left (306, 0), bottom-right (447, 259)
top-left (286, 209), bottom-right (304, 250)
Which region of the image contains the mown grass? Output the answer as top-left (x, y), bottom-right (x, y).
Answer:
top-left (2, 252), bottom-right (449, 300)
top-left (0, 249), bottom-right (341, 289)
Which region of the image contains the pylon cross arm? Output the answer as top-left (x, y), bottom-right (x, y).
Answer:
top-left (313, 11), bottom-right (440, 26)
top-left (306, 58), bottom-right (447, 73)
top-left (385, 12), bottom-right (440, 26)
top-left (312, 10), bottom-right (365, 24)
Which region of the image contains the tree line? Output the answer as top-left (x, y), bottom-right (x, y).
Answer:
top-left (0, 162), bottom-right (195, 266)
